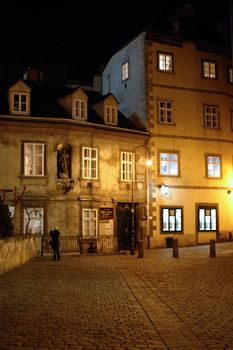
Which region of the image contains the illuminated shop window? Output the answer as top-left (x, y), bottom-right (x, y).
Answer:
top-left (161, 207), bottom-right (182, 232)
top-left (198, 207), bottom-right (217, 231)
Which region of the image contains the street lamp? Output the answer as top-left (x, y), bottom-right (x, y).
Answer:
top-left (130, 145), bottom-right (152, 255)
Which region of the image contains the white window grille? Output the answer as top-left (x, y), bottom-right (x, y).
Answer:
top-left (162, 208), bottom-right (182, 232)
top-left (82, 209), bottom-right (98, 236)
top-left (73, 98), bottom-right (87, 119)
top-left (204, 106), bottom-right (219, 128)
top-left (198, 207), bottom-right (217, 231)
top-left (12, 92), bottom-right (29, 113)
top-left (106, 105), bottom-right (117, 125)
top-left (206, 155), bottom-right (221, 178)
top-left (160, 152), bottom-right (179, 176)
top-left (158, 53), bottom-right (173, 72)
top-left (203, 60), bottom-right (216, 79)
top-left (24, 143), bottom-right (45, 176)
top-left (82, 147), bottom-right (98, 179)
top-left (158, 100), bottom-right (173, 124)
top-left (122, 61), bottom-right (129, 81)
top-left (121, 152), bottom-right (134, 181)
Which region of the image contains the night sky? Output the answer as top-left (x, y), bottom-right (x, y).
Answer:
top-left (0, 0), bottom-right (231, 82)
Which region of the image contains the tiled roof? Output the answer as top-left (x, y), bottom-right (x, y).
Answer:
top-left (0, 79), bottom-right (143, 132)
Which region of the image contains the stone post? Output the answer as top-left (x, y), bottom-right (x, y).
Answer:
top-left (173, 238), bottom-right (179, 258)
top-left (209, 239), bottom-right (216, 257)
top-left (138, 240), bottom-right (144, 258)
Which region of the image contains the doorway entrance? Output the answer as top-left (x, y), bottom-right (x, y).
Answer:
top-left (116, 203), bottom-right (134, 251)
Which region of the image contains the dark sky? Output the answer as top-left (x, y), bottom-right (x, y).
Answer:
top-left (0, 0), bottom-right (231, 82)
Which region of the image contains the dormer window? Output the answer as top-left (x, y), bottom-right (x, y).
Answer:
top-left (9, 80), bottom-right (31, 115)
top-left (105, 105), bottom-right (117, 125)
top-left (12, 92), bottom-right (29, 114)
top-left (73, 98), bottom-right (87, 120)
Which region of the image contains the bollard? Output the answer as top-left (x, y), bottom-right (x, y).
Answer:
top-left (209, 239), bottom-right (216, 257)
top-left (138, 240), bottom-right (144, 258)
top-left (229, 232), bottom-right (232, 242)
top-left (173, 238), bottom-right (179, 258)
top-left (41, 235), bottom-right (44, 256)
top-left (147, 236), bottom-right (150, 249)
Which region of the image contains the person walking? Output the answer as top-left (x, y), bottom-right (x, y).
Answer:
top-left (49, 226), bottom-right (60, 261)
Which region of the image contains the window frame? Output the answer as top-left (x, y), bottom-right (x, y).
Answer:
top-left (228, 66), bottom-right (233, 84)
top-left (206, 154), bottom-right (222, 178)
top-left (23, 142), bottom-right (45, 177)
top-left (105, 105), bottom-right (118, 125)
top-left (158, 99), bottom-right (174, 124)
top-left (73, 98), bottom-right (87, 120)
top-left (157, 52), bottom-right (174, 73)
top-left (159, 150), bottom-right (179, 176)
top-left (82, 146), bottom-right (98, 180)
top-left (202, 59), bottom-right (217, 79)
top-left (121, 151), bottom-right (134, 182)
top-left (23, 207), bottom-right (44, 235)
top-left (12, 92), bottom-right (29, 114)
top-left (204, 105), bottom-right (219, 129)
top-left (82, 208), bottom-right (98, 237)
top-left (121, 61), bottom-right (129, 81)
top-left (160, 206), bottom-right (183, 233)
top-left (197, 205), bottom-right (218, 232)
top-left (231, 110), bottom-right (233, 131)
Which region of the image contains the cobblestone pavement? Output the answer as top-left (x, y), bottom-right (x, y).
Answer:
top-left (1, 242), bottom-right (233, 350)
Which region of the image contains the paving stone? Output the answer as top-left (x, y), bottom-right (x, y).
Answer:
top-left (1, 242), bottom-right (233, 349)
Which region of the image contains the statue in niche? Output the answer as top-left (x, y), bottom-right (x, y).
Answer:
top-left (56, 143), bottom-right (71, 179)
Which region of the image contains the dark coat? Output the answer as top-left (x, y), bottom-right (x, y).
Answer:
top-left (49, 229), bottom-right (60, 248)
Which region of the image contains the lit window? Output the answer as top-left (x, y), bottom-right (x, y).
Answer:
top-left (202, 60), bottom-right (216, 79)
top-left (73, 98), bottom-right (87, 119)
top-left (206, 155), bottom-right (221, 178)
top-left (23, 208), bottom-right (43, 234)
top-left (229, 67), bottom-right (233, 83)
top-left (122, 61), bottom-right (129, 81)
top-left (159, 152), bottom-right (179, 176)
top-left (158, 52), bottom-right (173, 72)
top-left (23, 143), bottom-right (45, 176)
top-left (231, 110), bottom-right (233, 130)
top-left (82, 209), bottom-right (98, 236)
top-left (121, 152), bottom-right (134, 181)
top-left (161, 207), bottom-right (182, 232)
top-left (158, 100), bottom-right (173, 124)
top-left (82, 147), bottom-right (98, 179)
top-left (198, 206), bottom-right (217, 231)
top-left (204, 105), bottom-right (219, 128)
top-left (12, 92), bottom-right (29, 114)
top-left (106, 105), bottom-right (117, 125)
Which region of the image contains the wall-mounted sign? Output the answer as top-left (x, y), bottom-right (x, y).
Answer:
top-left (137, 174), bottom-right (145, 182)
top-left (99, 208), bottom-right (114, 221)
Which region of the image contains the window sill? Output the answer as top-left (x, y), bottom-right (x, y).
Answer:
top-left (79, 179), bottom-right (100, 189)
top-left (19, 176), bottom-right (48, 186)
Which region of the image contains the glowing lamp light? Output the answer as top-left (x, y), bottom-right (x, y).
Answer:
top-left (146, 159), bottom-right (153, 167)
top-left (160, 184), bottom-right (169, 196)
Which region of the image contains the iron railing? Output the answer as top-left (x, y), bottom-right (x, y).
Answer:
top-left (42, 235), bottom-right (118, 255)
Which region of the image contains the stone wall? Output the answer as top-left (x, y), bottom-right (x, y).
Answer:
top-left (0, 235), bottom-right (41, 274)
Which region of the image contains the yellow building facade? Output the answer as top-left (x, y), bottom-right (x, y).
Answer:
top-left (102, 31), bottom-right (233, 247)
